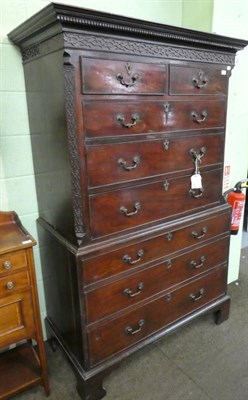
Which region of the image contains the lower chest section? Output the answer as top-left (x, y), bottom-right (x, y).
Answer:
top-left (79, 206), bottom-right (230, 367)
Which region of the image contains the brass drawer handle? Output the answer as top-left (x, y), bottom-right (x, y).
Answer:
top-left (123, 282), bottom-right (144, 298)
top-left (3, 260), bottom-right (12, 270)
top-left (191, 110), bottom-right (207, 124)
top-left (189, 187), bottom-right (204, 198)
top-left (192, 227), bottom-right (207, 239)
top-left (125, 319), bottom-right (145, 335)
top-left (123, 249), bottom-right (144, 265)
top-left (6, 281), bottom-right (15, 290)
top-left (189, 288), bottom-right (205, 302)
top-left (116, 62), bottom-right (139, 88)
top-left (120, 202), bottom-right (141, 217)
top-left (190, 256), bottom-right (206, 269)
top-left (189, 147), bottom-right (206, 162)
top-left (192, 70), bottom-right (208, 89)
top-left (117, 113), bottom-right (140, 128)
top-left (118, 155), bottom-right (140, 171)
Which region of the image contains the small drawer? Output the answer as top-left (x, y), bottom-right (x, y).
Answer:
top-left (0, 271), bottom-right (30, 297)
top-left (0, 291), bottom-right (35, 348)
top-left (86, 133), bottom-right (224, 188)
top-left (0, 250), bottom-right (27, 274)
top-left (89, 168), bottom-right (223, 238)
top-left (169, 64), bottom-right (228, 95)
top-left (83, 100), bottom-right (225, 138)
top-left (85, 236), bottom-right (229, 323)
top-left (87, 265), bottom-right (227, 365)
top-left (81, 57), bottom-right (166, 94)
top-left (82, 207), bottom-right (230, 284)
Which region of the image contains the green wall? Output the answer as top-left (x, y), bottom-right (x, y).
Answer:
top-left (182, 0), bottom-right (213, 32)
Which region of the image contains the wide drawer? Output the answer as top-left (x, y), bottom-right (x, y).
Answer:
top-left (82, 208), bottom-right (230, 284)
top-left (88, 265), bottom-right (227, 365)
top-left (85, 236), bottom-right (229, 323)
top-left (0, 250), bottom-right (27, 275)
top-left (0, 271), bottom-right (30, 297)
top-left (169, 64), bottom-right (228, 95)
top-left (81, 57), bottom-right (166, 94)
top-left (0, 291), bottom-right (35, 348)
top-left (86, 133), bottom-right (224, 188)
top-left (83, 100), bottom-right (225, 138)
top-left (89, 168), bottom-right (223, 237)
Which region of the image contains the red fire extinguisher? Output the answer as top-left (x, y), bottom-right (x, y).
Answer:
top-left (224, 179), bottom-right (248, 235)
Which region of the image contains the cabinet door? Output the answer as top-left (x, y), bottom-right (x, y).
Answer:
top-left (0, 291), bottom-right (36, 348)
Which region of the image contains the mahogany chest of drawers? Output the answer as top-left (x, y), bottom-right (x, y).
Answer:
top-left (8, 4), bottom-right (247, 399)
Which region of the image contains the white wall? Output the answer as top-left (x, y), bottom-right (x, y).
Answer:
top-left (212, 0), bottom-right (248, 283)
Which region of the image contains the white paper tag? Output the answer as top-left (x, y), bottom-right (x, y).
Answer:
top-left (191, 173), bottom-right (202, 189)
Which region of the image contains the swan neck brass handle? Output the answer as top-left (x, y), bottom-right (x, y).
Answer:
top-left (190, 256), bottom-right (206, 269)
top-left (191, 110), bottom-right (207, 124)
top-left (116, 63), bottom-right (139, 87)
top-left (117, 113), bottom-right (140, 128)
top-left (120, 202), bottom-right (141, 217)
top-left (123, 282), bottom-right (144, 298)
top-left (190, 288), bottom-right (205, 301)
top-left (118, 155), bottom-right (140, 171)
top-left (189, 188), bottom-right (204, 198)
top-left (192, 227), bottom-right (207, 239)
top-left (189, 147), bottom-right (207, 163)
top-left (192, 70), bottom-right (208, 89)
top-left (125, 319), bottom-right (145, 335)
top-left (123, 249), bottom-right (144, 265)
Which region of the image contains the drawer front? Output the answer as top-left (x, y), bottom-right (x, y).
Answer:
top-left (169, 65), bottom-right (228, 95)
top-left (0, 291), bottom-right (36, 348)
top-left (86, 133), bottom-right (224, 188)
top-left (84, 100), bottom-right (225, 138)
top-left (81, 58), bottom-right (166, 94)
top-left (88, 266), bottom-right (227, 365)
top-left (85, 236), bottom-right (229, 323)
top-left (0, 250), bottom-right (27, 275)
top-left (90, 169), bottom-right (223, 237)
top-left (0, 271), bottom-right (30, 297)
top-left (82, 209), bottom-right (230, 284)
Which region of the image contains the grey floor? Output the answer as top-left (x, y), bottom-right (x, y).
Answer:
top-left (13, 244), bottom-right (248, 400)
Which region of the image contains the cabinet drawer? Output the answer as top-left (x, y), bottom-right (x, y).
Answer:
top-left (81, 58), bottom-right (166, 94)
top-left (86, 133), bottom-right (224, 188)
top-left (88, 265), bottom-right (227, 365)
top-left (0, 271), bottom-right (30, 297)
top-left (84, 100), bottom-right (225, 138)
top-left (169, 64), bottom-right (228, 95)
top-left (85, 236), bottom-right (229, 323)
top-left (0, 291), bottom-right (35, 348)
top-left (90, 169), bottom-right (223, 237)
top-left (82, 208), bottom-right (230, 284)
top-left (0, 250), bottom-right (27, 275)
